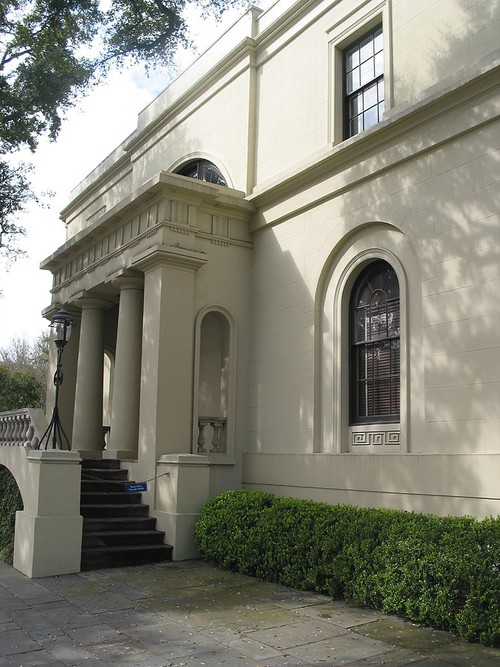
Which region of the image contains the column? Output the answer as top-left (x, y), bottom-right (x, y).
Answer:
top-left (72, 297), bottom-right (111, 458)
top-left (106, 275), bottom-right (144, 460)
top-left (132, 244), bottom-right (207, 473)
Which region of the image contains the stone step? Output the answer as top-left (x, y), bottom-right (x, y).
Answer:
top-left (83, 516), bottom-right (157, 532)
top-left (81, 479), bottom-right (131, 493)
top-left (81, 468), bottom-right (129, 481)
top-left (82, 530), bottom-right (166, 548)
top-left (81, 491), bottom-right (143, 505)
top-left (80, 503), bottom-right (150, 518)
top-left (81, 458), bottom-right (121, 469)
top-left (80, 544), bottom-right (173, 571)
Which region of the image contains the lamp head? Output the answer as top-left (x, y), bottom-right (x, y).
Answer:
top-left (50, 308), bottom-right (73, 348)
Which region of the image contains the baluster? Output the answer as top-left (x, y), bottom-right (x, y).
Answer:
top-left (6, 416), bottom-right (14, 444)
top-left (13, 416), bottom-right (23, 444)
top-left (211, 421), bottom-right (223, 453)
top-left (198, 421), bottom-right (207, 453)
top-left (20, 414), bottom-right (30, 444)
top-left (25, 424), bottom-right (35, 448)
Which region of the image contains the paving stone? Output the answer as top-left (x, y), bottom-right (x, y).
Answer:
top-left (0, 628), bottom-right (41, 655)
top-left (37, 635), bottom-right (109, 665)
top-left (351, 646), bottom-right (428, 665)
top-left (7, 607), bottom-right (64, 640)
top-left (188, 603), bottom-right (302, 632)
top-left (63, 591), bottom-right (136, 614)
top-left (65, 621), bottom-right (125, 646)
top-left (247, 619), bottom-right (350, 651)
top-left (96, 606), bottom-right (164, 630)
top-left (289, 632), bottom-right (391, 666)
top-left (355, 618), bottom-right (458, 653)
top-left (36, 603), bottom-right (102, 631)
top-left (0, 649), bottom-right (66, 666)
top-left (87, 637), bottom-right (150, 663)
top-left (296, 602), bottom-right (387, 628)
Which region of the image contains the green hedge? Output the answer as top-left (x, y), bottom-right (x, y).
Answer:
top-left (195, 490), bottom-right (500, 646)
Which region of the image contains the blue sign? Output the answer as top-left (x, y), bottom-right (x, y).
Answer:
top-left (126, 482), bottom-right (147, 493)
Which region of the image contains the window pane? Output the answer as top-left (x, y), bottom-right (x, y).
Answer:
top-left (374, 30), bottom-right (383, 54)
top-left (350, 92), bottom-right (363, 116)
top-left (360, 59), bottom-right (374, 87)
top-left (374, 51), bottom-right (384, 77)
top-left (363, 106), bottom-right (379, 129)
top-left (346, 68), bottom-right (360, 93)
top-left (350, 116), bottom-right (363, 136)
top-left (346, 48), bottom-right (359, 70)
top-left (363, 82), bottom-right (378, 109)
top-left (360, 35), bottom-right (374, 62)
top-left (351, 261), bottom-right (400, 423)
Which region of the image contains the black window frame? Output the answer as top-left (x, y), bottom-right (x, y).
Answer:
top-left (176, 159), bottom-right (227, 186)
top-left (343, 24), bottom-right (384, 139)
top-left (349, 260), bottom-right (400, 425)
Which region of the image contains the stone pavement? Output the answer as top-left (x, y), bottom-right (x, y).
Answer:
top-left (0, 559), bottom-right (499, 667)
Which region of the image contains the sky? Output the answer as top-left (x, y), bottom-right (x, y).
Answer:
top-left (0, 4), bottom-right (247, 350)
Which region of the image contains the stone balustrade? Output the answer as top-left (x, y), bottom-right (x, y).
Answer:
top-left (0, 409), bottom-right (47, 449)
top-left (197, 417), bottom-right (227, 454)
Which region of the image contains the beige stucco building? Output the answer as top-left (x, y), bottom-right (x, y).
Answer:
top-left (38, 0), bottom-right (500, 555)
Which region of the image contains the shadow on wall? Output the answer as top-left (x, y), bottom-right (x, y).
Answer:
top-left (245, 0), bottom-right (500, 516)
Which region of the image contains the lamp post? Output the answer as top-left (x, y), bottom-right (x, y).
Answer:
top-left (39, 308), bottom-right (74, 450)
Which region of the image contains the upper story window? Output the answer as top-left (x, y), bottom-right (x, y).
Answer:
top-left (177, 160), bottom-right (227, 186)
top-left (344, 25), bottom-right (384, 139)
top-left (350, 260), bottom-right (400, 424)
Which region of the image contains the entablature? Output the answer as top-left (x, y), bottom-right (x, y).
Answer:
top-left (41, 172), bottom-right (254, 303)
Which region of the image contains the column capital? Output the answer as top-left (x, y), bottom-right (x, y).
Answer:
top-left (72, 292), bottom-right (115, 310)
top-left (42, 303), bottom-right (81, 322)
top-left (110, 271), bottom-right (144, 292)
top-left (132, 243), bottom-right (207, 273)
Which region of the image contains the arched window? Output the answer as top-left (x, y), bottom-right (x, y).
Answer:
top-left (350, 260), bottom-right (400, 424)
top-left (177, 159), bottom-right (227, 186)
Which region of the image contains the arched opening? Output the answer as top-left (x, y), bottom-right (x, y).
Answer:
top-left (176, 159), bottom-right (227, 186)
top-left (317, 225), bottom-right (421, 454)
top-left (102, 350), bottom-right (114, 449)
top-left (349, 260), bottom-right (400, 424)
top-left (193, 307), bottom-right (236, 460)
top-left (0, 465), bottom-right (23, 565)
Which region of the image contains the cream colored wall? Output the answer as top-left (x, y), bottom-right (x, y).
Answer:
top-left (242, 452), bottom-right (499, 520)
top-left (248, 91), bottom-right (500, 456)
top-left (129, 66), bottom-right (254, 193)
top-left (391, 0), bottom-right (500, 106)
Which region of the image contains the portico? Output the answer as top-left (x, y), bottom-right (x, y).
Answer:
top-left (39, 171), bottom-right (253, 558)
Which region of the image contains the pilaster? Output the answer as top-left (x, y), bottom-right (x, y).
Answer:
top-left (132, 244), bottom-right (207, 472)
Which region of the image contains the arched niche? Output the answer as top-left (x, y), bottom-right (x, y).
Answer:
top-left (193, 306), bottom-right (236, 463)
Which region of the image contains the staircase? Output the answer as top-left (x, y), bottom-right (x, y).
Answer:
top-left (80, 459), bottom-right (173, 571)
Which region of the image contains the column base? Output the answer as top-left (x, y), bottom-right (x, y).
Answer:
top-left (103, 449), bottom-right (138, 461)
top-left (76, 449), bottom-right (104, 460)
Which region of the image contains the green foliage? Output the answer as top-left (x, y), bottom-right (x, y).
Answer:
top-left (0, 0), bottom-right (247, 259)
top-left (0, 466), bottom-right (23, 564)
top-left (195, 490), bottom-right (500, 647)
top-left (0, 334), bottom-right (48, 410)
